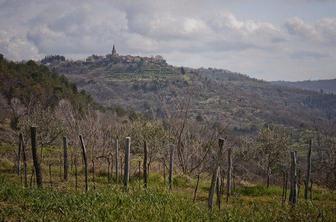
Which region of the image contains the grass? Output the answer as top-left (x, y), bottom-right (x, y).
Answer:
top-left (0, 156), bottom-right (335, 221)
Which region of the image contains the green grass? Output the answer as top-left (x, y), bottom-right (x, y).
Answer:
top-left (0, 156), bottom-right (335, 221)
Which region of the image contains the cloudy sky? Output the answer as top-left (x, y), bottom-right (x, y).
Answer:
top-left (0, 0), bottom-right (335, 81)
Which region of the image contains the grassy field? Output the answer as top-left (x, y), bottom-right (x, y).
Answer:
top-left (0, 149), bottom-right (335, 221)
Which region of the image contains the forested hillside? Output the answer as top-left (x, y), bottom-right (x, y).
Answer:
top-left (0, 55), bottom-right (95, 143)
top-left (273, 79), bottom-right (336, 94)
top-left (44, 53), bottom-right (336, 135)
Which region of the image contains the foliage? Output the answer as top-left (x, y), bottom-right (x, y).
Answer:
top-left (0, 56), bottom-right (93, 122)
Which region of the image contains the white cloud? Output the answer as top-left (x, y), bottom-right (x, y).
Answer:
top-left (285, 17), bottom-right (336, 45)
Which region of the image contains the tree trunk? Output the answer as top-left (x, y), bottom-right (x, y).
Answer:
top-left (79, 135), bottom-right (88, 192)
top-left (31, 126), bottom-right (43, 188)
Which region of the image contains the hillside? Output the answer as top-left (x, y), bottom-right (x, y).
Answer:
top-left (0, 54), bottom-right (94, 140)
top-left (42, 51), bottom-right (336, 134)
top-left (273, 79), bottom-right (336, 94)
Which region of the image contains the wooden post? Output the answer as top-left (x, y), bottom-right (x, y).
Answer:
top-left (49, 163), bottom-right (53, 187)
top-left (17, 134), bottom-right (22, 176)
top-left (124, 137), bottom-right (131, 190)
top-left (143, 140), bottom-right (148, 188)
top-left (107, 157), bottom-right (111, 183)
top-left (79, 135), bottom-right (88, 192)
top-left (266, 166), bottom-right (271, 188)
top-left (20, 133), bottom-right (28, 188)
top-left (284, 170), bottom-right (288, 203)
top-left (74, 155), bottom-right (78, 191)
top-left (281, 169), bottom-right (288, 205)
top-left (208, 166), bottom-right (220, 210)
top-left (120, 156), bottom-right (123, 181)
top-left (31, 126), bottom-right (43, 188)
top-left (309, 180), bottom-right (313, 200)
top-left (193, 174), bottom-right (200, 203)
top-left (30, 168), bottom-right (35, 188)
top-left (59, 153), bottom-right (62, 180)
top-left (163, 159), bottom-right (166, 185)
top-left (115, 139), bottom-right (119, 183)
top-left (227, 146), bottom-right (232, 202)
top-left (63, 136), bottom-right (68, 181)
top-left (289, 151), bottom-right (298, 206)
top-left (92, 160), bottom-right (96, 190)
top-left (297, 169), bottom-right (301, 198)
top-left (304, 139), bottom-right (312, 200)
top-left (138, 160), bottom-right (141, 189)
top-left (208, 138), bottom-right (224, 209)
top-left (216, 172), bottom-right (222, 210)
top-left (110, 155), bottom-right (113, 184)
top-left (168, 145), bottom-right (174, 191)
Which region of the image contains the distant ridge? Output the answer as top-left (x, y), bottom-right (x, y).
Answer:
top-left (272, 79), bottom-right (336, 94)
top-left (41, 52), bottom-right (336, 133)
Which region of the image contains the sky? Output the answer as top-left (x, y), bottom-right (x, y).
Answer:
top-left (0, 0), bottom-right (335, 81)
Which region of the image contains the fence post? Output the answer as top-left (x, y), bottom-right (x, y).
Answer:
top-left (193, 174), bottom-right (200, 203)
top-left (107, 156), bottom-right (111, 183)
top-left (31, 126), bottom-right (43, 188)
top-left (226, 146), bottom-right (232, 202)
top-left (124, 137), bottom-right (131, 190)
top-left (304, 139), bottom-right (312, 200)
top-left (49, 163), bottom-right (53, 187)
top-left (289, 151), bottom-right (298, 206)
top-left (163, 159), bottom-right (166, 185)
top-left (143, 140), bottom-right (148, 188)
top-left (63, 136), bottom-right (68, 181)
top-left (79, 135), bottom-right (88, 192)
top-left (92, 160), bottom-right (96, 190)
top-left (168, 145), bottom-right (174, 191)
top-left (281, 169), bottom-right (288, 205)
top-left (74, 154), bottom-right (78, 191)
top-left (115, 138), bottom-right (119, 183)
top-left (208, 138), bottom-right (224, 210)
top-left (216, 172), bottom-right (222, 209)
top-left (20, 133), bottom-right (28, 187)
top-left (17, 134), bottom-right (22, 176)
top-left (208, 166), bottom-right (220, 210)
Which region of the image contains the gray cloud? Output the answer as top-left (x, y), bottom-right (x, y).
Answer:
top-left (0, 0), bottom-right (335, 80)
top-left (290, 50), bottom-right (330, 59)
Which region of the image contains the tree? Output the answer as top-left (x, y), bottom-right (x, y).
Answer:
top-left (255, 126), bottom-right (290, 187)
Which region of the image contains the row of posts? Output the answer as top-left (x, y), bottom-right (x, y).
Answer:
top-left (16, 127), bottom-right (175, 192)
top-left (16, 127), bottom-right (313, 207)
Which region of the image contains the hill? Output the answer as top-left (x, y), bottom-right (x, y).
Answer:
top-left (0, 54), bottom-right (94, 134)
top-left (273, 79), bottom-right (336, 94)
top-left (42, 51), bottom-right (336, 134)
